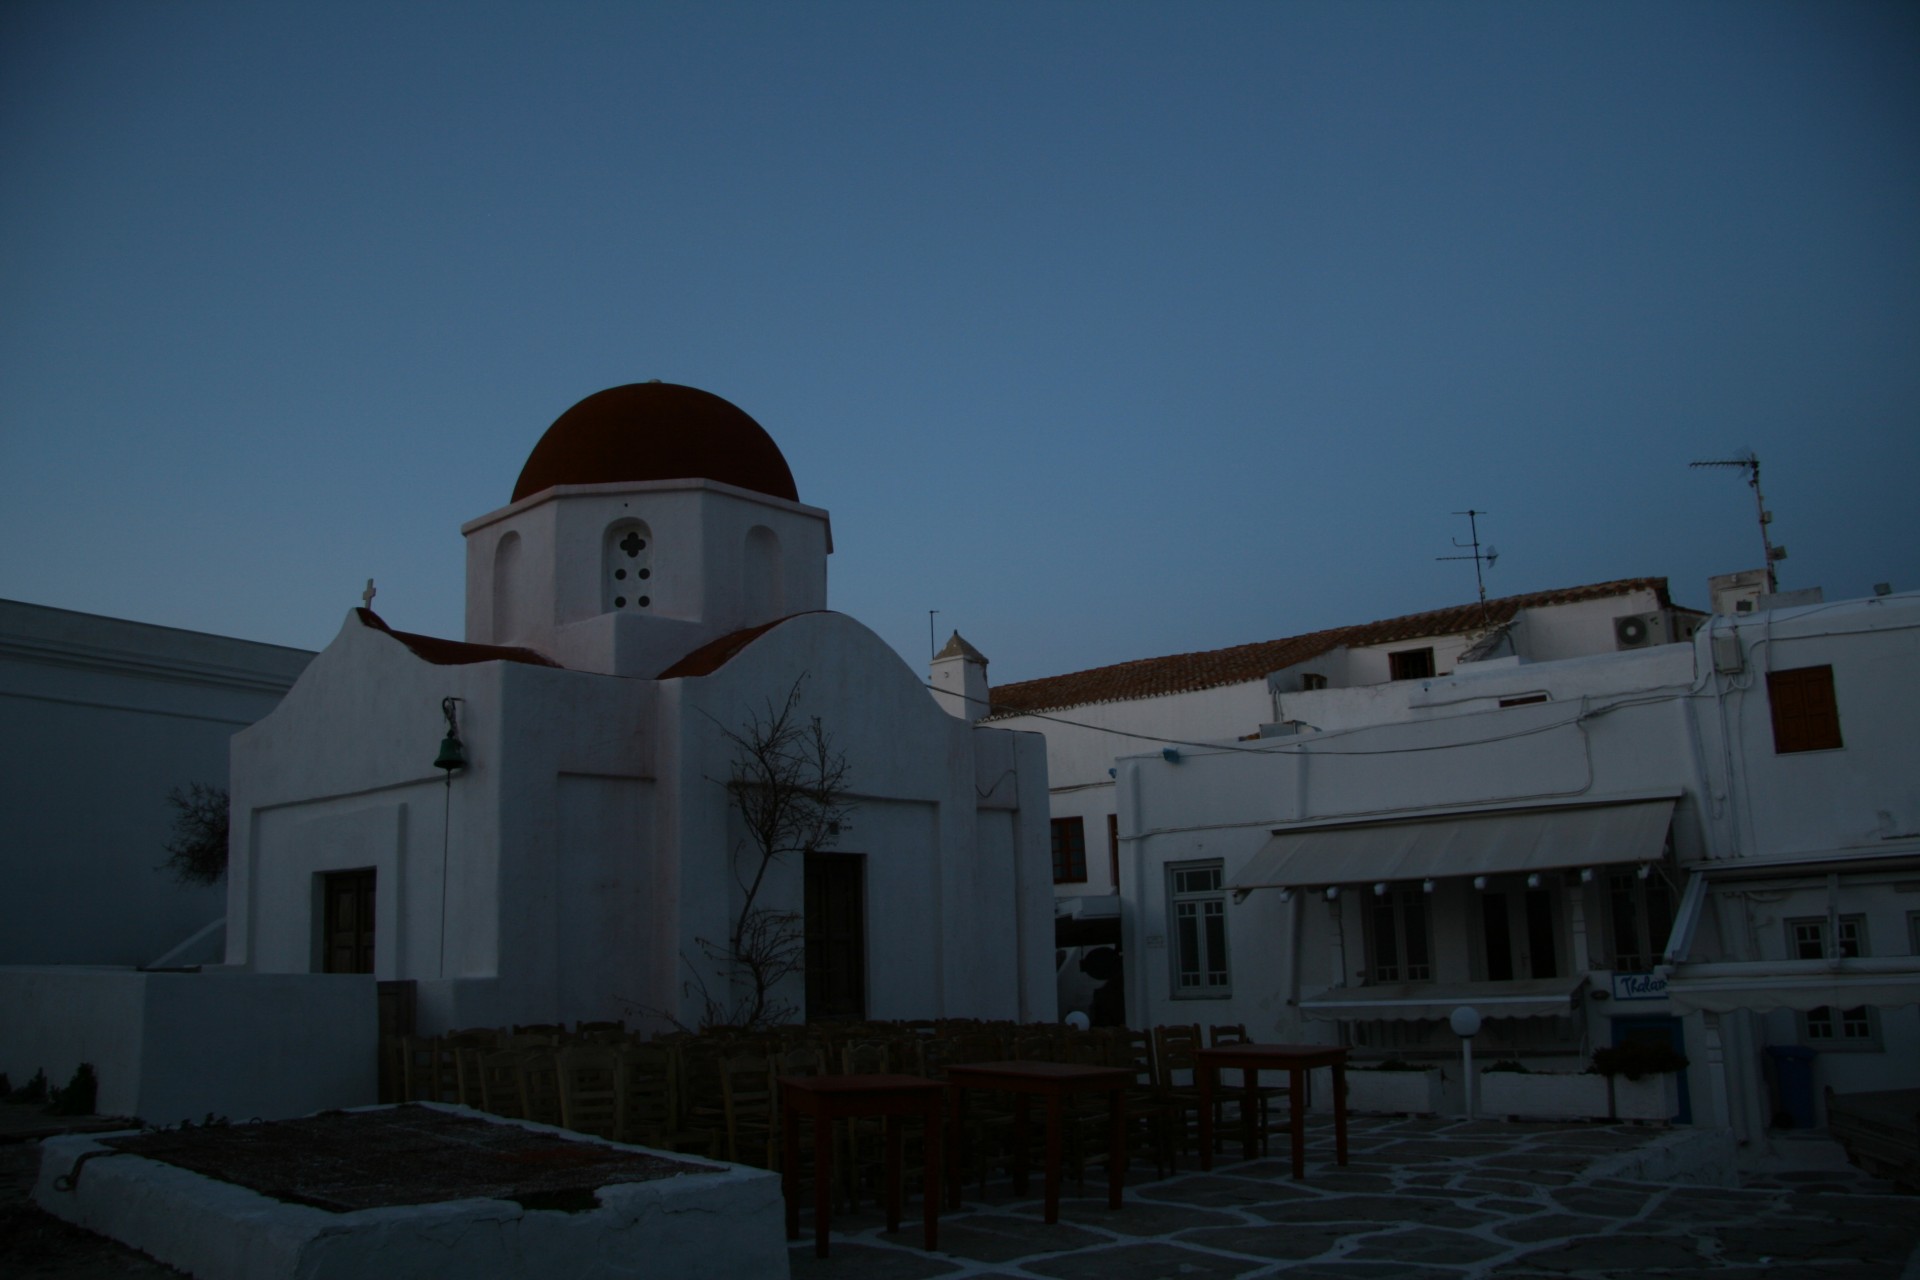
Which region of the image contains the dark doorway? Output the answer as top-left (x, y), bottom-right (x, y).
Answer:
top-left (322, 869), bottom-right (376, 974)
top-left (804, 854), bottom-right (866, 1022)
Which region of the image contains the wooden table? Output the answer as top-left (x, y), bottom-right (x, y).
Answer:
top-left (778, 1073), bottom-right (944, 1258)
top-left (944, 1060), bottom-right (1132, 1224)
top-left (1195, 1043), bottom-right (1348, 1178)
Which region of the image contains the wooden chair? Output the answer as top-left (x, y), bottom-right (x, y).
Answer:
top-left (1106, 1026), bottom-right (1172, 1178)
top-left (517, 1049), bottom-right (564, 1126)
top-left (719, 1052), bottom-right (778, 1169)
top-left (569, 1020), bottom-right (627, 1045)
top-left (675, 1038), bottom-right (728, 1149)
top-left (446, 1031), bottom-right (501, 1110)
top-left (1153, 1024), bottom-right (1207, 1165)
top-left (1056, 1030), bottom-right (1118, 1184)
top-left (400, 1036), bottom-right (460, 1103)
top-left (840, 1038), bottom-right (894, 1077)
top-left (476, 1048), bottom-right (529, 1119)
top-left (778, 1040), bottom-right (829, 1080)
top-left (1208, 1023), bottom-right (1281, 1156)
top-left (556, 1045), bottom-right (622, 1139)
top-left (833, 1039), bottom-right (901, 1204)
top-left (614, 1043), bottom-right (713, 1155)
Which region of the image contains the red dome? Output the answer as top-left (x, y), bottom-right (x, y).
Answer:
top-left (512, 383), bottom-right (798, 504)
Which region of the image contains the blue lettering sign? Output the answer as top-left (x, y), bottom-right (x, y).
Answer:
top-left (1612, 971), bottom-right (1669, 1001)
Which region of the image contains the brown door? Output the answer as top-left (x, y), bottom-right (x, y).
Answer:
top-left (323, 869), bottom-right (376, 974)
top-left (804, 853), bottom-right (866, 1021)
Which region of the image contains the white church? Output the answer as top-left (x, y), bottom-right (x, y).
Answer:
top-left (5, 383), bottom-right (1054, 1121)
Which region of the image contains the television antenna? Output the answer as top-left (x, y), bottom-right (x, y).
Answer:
top-left (1437, 510), bottom-right (1498, 623)
top-left (1689, 451), bottom-right (1783, 592)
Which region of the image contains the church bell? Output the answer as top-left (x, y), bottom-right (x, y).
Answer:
top-left (435, 696), bottom-right (466, 772)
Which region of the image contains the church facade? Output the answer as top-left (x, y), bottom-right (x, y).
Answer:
top-left (226, 383), bottom-right (1054, 1036)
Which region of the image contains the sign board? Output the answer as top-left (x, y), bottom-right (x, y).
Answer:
top-left (1612, 970), bottom-right (1669, 1001)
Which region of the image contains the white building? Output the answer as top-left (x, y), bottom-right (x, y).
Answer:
top-left (4, 383), bottom-right (1052, 1123)
top-left (226, 382), bottom-right (1054, 1035)
top-left (981, 578), bottom-right (1694, 901)
top-left (967, 579), bottom-right (1698, 1021)
top-left (1109, 588), bottom-right (1919, 1145)
top-left (0, 600), bottom-right (312, 966)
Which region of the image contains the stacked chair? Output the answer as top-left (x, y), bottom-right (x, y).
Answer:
top-left (389, 1016), bottom-right (1258, 1203)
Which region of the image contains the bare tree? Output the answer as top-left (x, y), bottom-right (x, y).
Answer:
top-left (690, 676), bottom-right (854, 1030)
top-left (161, 783), bottom-right (229, 886)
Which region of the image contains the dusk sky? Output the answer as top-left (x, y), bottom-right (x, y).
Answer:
top-left (4, 2), bottom-right (1915, 686)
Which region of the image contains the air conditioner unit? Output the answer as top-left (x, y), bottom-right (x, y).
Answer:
top-left (1614, 612), bottom-right (1669, 650)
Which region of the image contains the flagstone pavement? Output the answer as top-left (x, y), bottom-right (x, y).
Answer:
top-left (787, 1116), bottom-right (1920, 1280)
top-left (2, 1110), bottom-right (1915, 1278)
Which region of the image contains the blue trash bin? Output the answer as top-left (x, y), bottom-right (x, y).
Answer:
top-left (1765, 1045), bottom-right (1817, 1128)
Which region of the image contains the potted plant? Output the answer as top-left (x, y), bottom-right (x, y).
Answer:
top-left (1592, 1041), bottom-right (1687, 1123)
top-left (1337, 1059), bottom-right (1446, 1116)
top-left (1478, 1060), bottom-right (1610, 1121)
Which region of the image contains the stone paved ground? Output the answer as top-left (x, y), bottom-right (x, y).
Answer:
top-left (4, 1108), bottom-right (1915, 1278)
top-left (787, 1117), bottom-right (1920, 1280)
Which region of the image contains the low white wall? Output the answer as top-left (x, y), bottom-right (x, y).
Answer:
top-left (36, 1108), bottom-right (791, 1280)
top-left (0, 967), bottom-right (375, 1125)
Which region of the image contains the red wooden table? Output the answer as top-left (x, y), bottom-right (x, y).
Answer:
top-left (944, 1060), bottom-right (1131, 1224)
top-left (778, 1073), bottom-right (944, 1258)
top-left (1195, 1043), bottom-right (1348, 1178)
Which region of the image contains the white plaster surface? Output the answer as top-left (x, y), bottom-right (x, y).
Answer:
top-left (33, 1106), bottom-right (789, 1280)
top-left (0, 599), bottom-right (311, 966)
top-left (0, 966), bottom-right (374, 1124)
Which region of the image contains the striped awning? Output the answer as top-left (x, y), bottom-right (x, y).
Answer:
top-left (1232, 797), bottom-right (1677, 891)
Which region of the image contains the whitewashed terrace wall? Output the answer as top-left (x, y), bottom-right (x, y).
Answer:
top-left (0, 967), bottom-right (374, 1124)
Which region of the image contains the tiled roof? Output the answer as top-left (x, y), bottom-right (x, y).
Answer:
top-left (356, 609), bottom-right (560, 668)
top-left (983, 578), bottom-right (1676, 719)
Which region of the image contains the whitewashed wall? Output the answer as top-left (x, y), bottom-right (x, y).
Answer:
top-left (0, 601), bottom-right (311, 966)
top-left (228, 607), bottom-right (1054, 1035)
top-left (990, 680), bottom-right (1270, 899)
top-left (664, 612), bottom-right (1054, 1028)
top-left (0, 967), bottom-right (373, 1124)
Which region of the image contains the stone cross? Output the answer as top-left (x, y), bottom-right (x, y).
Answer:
top-left (362, 579), bottom-right (376, 609)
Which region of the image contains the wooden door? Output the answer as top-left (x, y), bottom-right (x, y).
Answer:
top-left (323, 869), bottom-right (376, 974)
top-left (804, 854), bottom-right (865, 1021)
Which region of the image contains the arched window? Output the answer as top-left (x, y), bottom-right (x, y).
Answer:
top-left (744, 525), bottom-right (783, 616)
top-left (491, 531), bottom-right (522, 641)
top-left (603, 519), bottom-right (654, 612)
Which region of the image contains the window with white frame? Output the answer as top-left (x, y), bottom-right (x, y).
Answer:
top-left (1605, 868), bottom-right (1676, 971)
top-left (1788, 914), bottom-right (1878, 1047)
top-left (1366, 888), bottom-right (1432, 982)
top-left (1169, 861), bottom-right (1229, 997)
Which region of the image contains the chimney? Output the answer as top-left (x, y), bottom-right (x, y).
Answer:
top-left (930, 631), bottom-right (989, 723)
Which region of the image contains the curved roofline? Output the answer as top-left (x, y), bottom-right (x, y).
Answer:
top-left (512, 382), bottom-right (798, 505)
top-left (356, 609), bottom-right (560, 668)
top-left (654, 612), bottom-right (830, 679)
